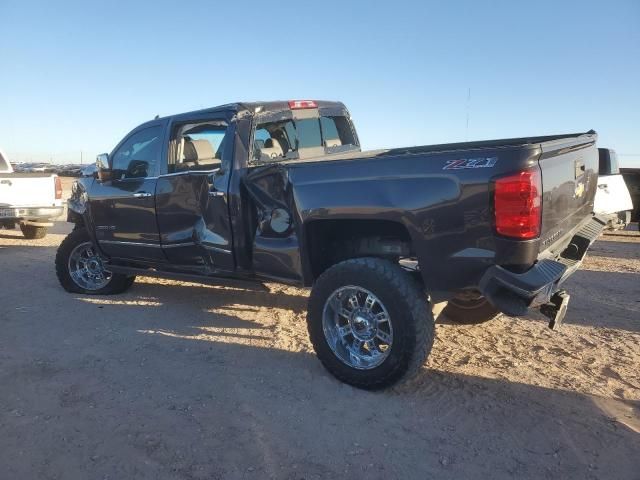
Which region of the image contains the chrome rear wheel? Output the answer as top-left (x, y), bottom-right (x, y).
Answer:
top-left (322, 286), bottom-right (393, 370)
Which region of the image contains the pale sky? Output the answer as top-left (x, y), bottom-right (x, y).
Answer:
top-left (1, 0), bottom-right (639, 166)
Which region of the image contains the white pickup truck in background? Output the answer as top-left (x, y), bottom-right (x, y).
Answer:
top-left (594, 148), bottom-right (634, 230)
top-left (0, 149), bottom-right (64, 239)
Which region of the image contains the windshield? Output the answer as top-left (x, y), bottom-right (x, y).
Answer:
top-left (252, 115), bottom-right (359, 162)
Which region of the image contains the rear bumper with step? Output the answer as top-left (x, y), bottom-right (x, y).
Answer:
top-left (478, 215), bottom-right (606, 320)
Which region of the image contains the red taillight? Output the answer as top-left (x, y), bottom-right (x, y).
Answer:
top-left (288, 100), bottom-right (317, 109)
top-left (494, 168), bottom-right (542, 239)
top-left (54, 176), bottom-right (63, 200)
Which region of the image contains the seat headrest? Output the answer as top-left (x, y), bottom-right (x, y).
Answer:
top-left (325, 138), bottom-right (342, 148)
top-left (261, 138), bottom-right (283, 158)
top-left (183, 139), bottom-right (215, 162)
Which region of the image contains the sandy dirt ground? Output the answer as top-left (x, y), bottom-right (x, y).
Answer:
top-left (0, 179), bottom-right (638, 479)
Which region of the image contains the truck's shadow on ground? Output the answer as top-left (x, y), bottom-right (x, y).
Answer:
top-left (586, 237), bottom-right (640, 260)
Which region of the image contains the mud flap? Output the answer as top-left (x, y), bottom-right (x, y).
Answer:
top-left (540, 290), bottom-right (570, 330)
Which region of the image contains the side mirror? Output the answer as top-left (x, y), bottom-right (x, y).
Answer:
top-left (96, 153), bottom-right (112, 182)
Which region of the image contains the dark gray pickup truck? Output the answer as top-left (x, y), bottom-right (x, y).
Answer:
top-left (57, 100), bottom-right (604, 389)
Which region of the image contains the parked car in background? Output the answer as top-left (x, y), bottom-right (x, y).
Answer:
top-left (594, 148), bottom-right (634, 229)
top-left (57, 100), bottom-right (606, 389)
top-left (0, 149), bottom-right (64, 238)
top-left (26, 163), bottom-right (50, 173)
top-left (57, 164), bottom-right (84, 177)
top-left (11, 163), bottom-right (28, 173)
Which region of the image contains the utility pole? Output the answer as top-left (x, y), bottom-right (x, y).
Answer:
top-left (465, 87), bottom-right (471, 141)
top-left (80, 150), bottom-right (83, 165)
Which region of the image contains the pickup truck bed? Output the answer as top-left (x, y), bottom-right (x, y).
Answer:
top-left (272, 131), bottom-right (598, 288)
top-left (57, 100), bottom-right (604, 389)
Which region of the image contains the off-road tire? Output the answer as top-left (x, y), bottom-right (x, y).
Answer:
top-left (55, 228), bottom-right (136, 295)
top-left (20, 224), bottom-right (48, 239)
top-left (307, 257), bottom-right (434, 390)
top-left (443, 297), bottom-right (501, 324)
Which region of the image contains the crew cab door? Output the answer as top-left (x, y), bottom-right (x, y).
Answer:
top-left (154, 116), bottom-right (234, 271)
top-left (89, 123), bottom-right (166, 261)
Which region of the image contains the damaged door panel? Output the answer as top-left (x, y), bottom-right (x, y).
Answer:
top-left (156, 170), bottom-right (234, 271)
top-left (243, 164), bottom-right (303, 282)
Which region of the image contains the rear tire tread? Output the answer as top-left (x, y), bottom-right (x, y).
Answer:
top-left (307, 257), bottom-right (434, 390)
top-left (20, 224), bottom-right (48, 239)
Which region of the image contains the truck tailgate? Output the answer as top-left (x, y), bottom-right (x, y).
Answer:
top-left (537, 133), bottom-right (598, 252)
top-left (0, 174), bottom-right (57, 207)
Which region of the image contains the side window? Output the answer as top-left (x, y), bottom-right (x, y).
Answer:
top-left (111, 126), bottom-right (163, 179)
top-left (171, 123), bottom-right (230, 173)
top-left (254, 128), bottom-right (271, 150)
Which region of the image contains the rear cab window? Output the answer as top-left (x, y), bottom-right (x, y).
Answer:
top-left (251, 108), bottom-right (359, 163)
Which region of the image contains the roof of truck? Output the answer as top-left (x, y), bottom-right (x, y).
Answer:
top-left (157, 100), bottom-right (348, 122)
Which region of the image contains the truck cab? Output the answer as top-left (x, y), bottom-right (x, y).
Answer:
top-left (67, 101), bottom-right (360, 281)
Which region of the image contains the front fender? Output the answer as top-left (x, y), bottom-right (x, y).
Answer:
top-left (67, 179), bottom-right (90, 222)
top-left (66, 178), bottom-right (104, 256)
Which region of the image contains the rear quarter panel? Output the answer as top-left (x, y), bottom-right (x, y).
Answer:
top-left (288, 147), bottom-right (540, 291)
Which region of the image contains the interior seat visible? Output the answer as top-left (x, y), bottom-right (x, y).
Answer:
top-left (182, 138), bottom-right (218, 168)
top-left (260, 138), bottom-right (284, 159)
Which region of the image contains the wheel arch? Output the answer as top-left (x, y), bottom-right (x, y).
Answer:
top-left (302, 218), bottom-right (414, 284)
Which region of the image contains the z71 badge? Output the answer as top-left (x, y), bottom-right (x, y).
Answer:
top-left (443, 157), bottom-right (498, 170)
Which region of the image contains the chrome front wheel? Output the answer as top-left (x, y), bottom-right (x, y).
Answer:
top-left (68, 241), bottom-right (112, 291)
top-left (322, 286), bottom-right (394, 370)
